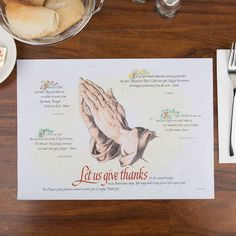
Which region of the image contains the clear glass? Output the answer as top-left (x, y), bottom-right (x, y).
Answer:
top-left (156, 0), bottom-right (181, 18)
top-left (0, 0), bottom-right (103, 45)
top-left (132, 0), bottom-right (149, 3)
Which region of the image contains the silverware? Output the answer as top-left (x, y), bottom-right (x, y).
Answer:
top-left (228, 42), bottom-right (236, 156)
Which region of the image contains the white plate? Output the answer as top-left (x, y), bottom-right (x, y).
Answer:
top-left (0, 26), bottom-right (17, 84)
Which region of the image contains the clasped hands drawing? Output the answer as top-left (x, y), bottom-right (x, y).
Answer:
top-left (80, 78), bottom-right (156, 167)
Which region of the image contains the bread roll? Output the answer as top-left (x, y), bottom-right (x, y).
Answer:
top-left (45, 0), bottom-right (84, 35)
top-left (6, 1), bottom-right (59, 39)
top-left (4, 0), bottom-right (45, 6)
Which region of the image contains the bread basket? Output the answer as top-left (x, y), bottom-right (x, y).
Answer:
top-left (0, 0), bottom-right (104, 45)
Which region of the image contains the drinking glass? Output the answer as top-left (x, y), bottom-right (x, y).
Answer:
top-left (156, 0), bottom-right (181, 18)
top-left (132, 0), bottom-right (149, 3)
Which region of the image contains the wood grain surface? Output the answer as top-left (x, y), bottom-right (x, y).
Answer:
top-left (1, 0), bottom-right (236, 235)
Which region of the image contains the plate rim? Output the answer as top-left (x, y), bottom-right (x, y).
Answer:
top-left (0, 26), bottom-right (17, 84)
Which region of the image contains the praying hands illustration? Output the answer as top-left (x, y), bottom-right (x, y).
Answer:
top-left (79, 78), bottom-right (156, 167)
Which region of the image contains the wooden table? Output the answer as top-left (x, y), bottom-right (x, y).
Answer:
top-left (1, 0), bottom-right (236, 235)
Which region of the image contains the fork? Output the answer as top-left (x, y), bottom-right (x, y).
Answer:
top-left (228, 42), bottom-right (236, 156)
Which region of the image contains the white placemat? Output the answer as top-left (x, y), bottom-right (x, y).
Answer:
top-left (17, 58), bottom-right (214, 199)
